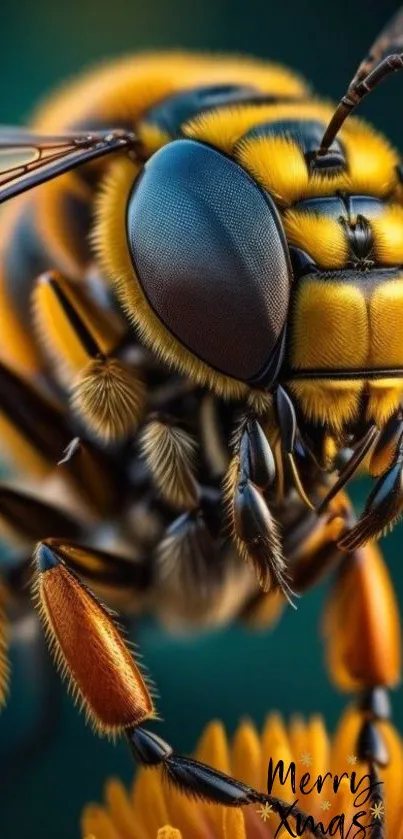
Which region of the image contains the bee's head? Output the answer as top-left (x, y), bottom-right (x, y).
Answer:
top-left (95, 139), bottom-right (293, 400)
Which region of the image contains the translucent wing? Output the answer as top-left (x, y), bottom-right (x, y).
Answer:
top-left (0, 126), bottom-right (140, 204)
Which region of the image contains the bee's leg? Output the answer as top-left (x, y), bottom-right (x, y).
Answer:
top-left (225, 413), bottom-right (295, 601)
top-left (323, 538), bottom-right (399, 832)
top-left (274, 386), bottom-right (325, 511)
top-left (0, 359), bottom-right (124, 518)
top-left (33, 537), bottom-right (312, 820)
top-left (141, 415), bottom-right (218, 610)
top-left (0, 484), bottom-right (84, 547)
top-left (0, 531), bottom-right (154, 715)
top-left (36, 538), bottom-right (152, 605)
top-left (241, 492), bottom-right (351, 629)
top-left (32, 271), bottom-right (146, 443)
top-left (339, 414), bottom-right (403, 551)
top-left (140, 415), bottom-right (200, 512)
top-left (316, 422), bottom-right (380, 516)
top-left (127, 726), bottom-right (326, 835)
top-left (288, 493), bottom-right (352, 593)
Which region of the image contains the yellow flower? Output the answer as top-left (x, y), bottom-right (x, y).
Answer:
top-left (81, 707), bottom-right (403, 839)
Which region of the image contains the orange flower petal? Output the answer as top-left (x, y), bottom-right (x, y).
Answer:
top-left (323, 543), bottom-right (401, 690)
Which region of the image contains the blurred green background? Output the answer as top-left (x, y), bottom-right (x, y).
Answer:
top-left (1, 1), bottom-right (403, 837)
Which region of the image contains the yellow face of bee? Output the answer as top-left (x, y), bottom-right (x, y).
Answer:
top-left (283, 196), bottom-right (403, 433)
top-left (287, 271), bottom-right (403, 432)
top-left (132, 99), bottom-right (403, 435)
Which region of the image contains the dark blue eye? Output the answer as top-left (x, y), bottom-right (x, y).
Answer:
top-left (126, 139), bottom-right (292, 384)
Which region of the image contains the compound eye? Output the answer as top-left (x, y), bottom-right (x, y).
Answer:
top-left (100, 139), bottom-right (292, 395)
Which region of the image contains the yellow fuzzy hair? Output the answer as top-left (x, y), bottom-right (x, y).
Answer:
top-left (236, 135), bottom-right (309, 206)
top-left (366, 380), bottom-right (403, 427)
top-left (185, 101), bottom-right (398, 200)
top-left (289, 380), bottom-right (363, 433)
top-left (35, 173), bottom-right (92, 280)
top-left (289, 279), bottom-right (368, 370)
top-left (71, 357), bottom-right (146, 443)
top-left (369, 278), bottom-right (403, 368)
top-left (289, 378), bottom-right (403, 432)
top-left (288, 272), bottom-right (403, 428)
top-left (33, 53), bottom-right (309, 133)
top-left (284, 212), bottom-right (349, 269)
top-left (0, 199), bottom-right (42, 376)
top-left (92, 157), bottom-right (258, 402)
top-left (29, 53), bottom-right (308, 302)
top-left (372, 205), bottom-right (403, 265)
top-left (136, 123), bottom-right (172, 155)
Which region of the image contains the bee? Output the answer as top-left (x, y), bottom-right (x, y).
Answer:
top-left (0, 6), bottom-right (402, 811)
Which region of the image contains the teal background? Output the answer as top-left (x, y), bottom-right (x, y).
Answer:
top-left (0, 1), bottom-right (403, 837)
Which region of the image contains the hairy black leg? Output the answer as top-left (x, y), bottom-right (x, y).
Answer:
top-left (230, 415), bottom-right (294, 601)
top-left (339, 427), bottom-right (403, 551)
top-left (356, 689), bottom-right (390, 839)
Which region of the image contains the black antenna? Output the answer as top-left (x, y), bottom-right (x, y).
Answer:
top-left (319, 5), bottom-right (403, 154)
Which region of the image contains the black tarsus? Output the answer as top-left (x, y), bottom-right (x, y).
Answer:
top-left (356, 720), bottom-right (389, 768)
top-left (125, 727), bottom-right (328, 836)
top-left (367, 763), bottom-right (385, 839)
top-left (127, 727), bottom-right (173, 764)
top-left (163, 753), bottom-right (258, 805)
